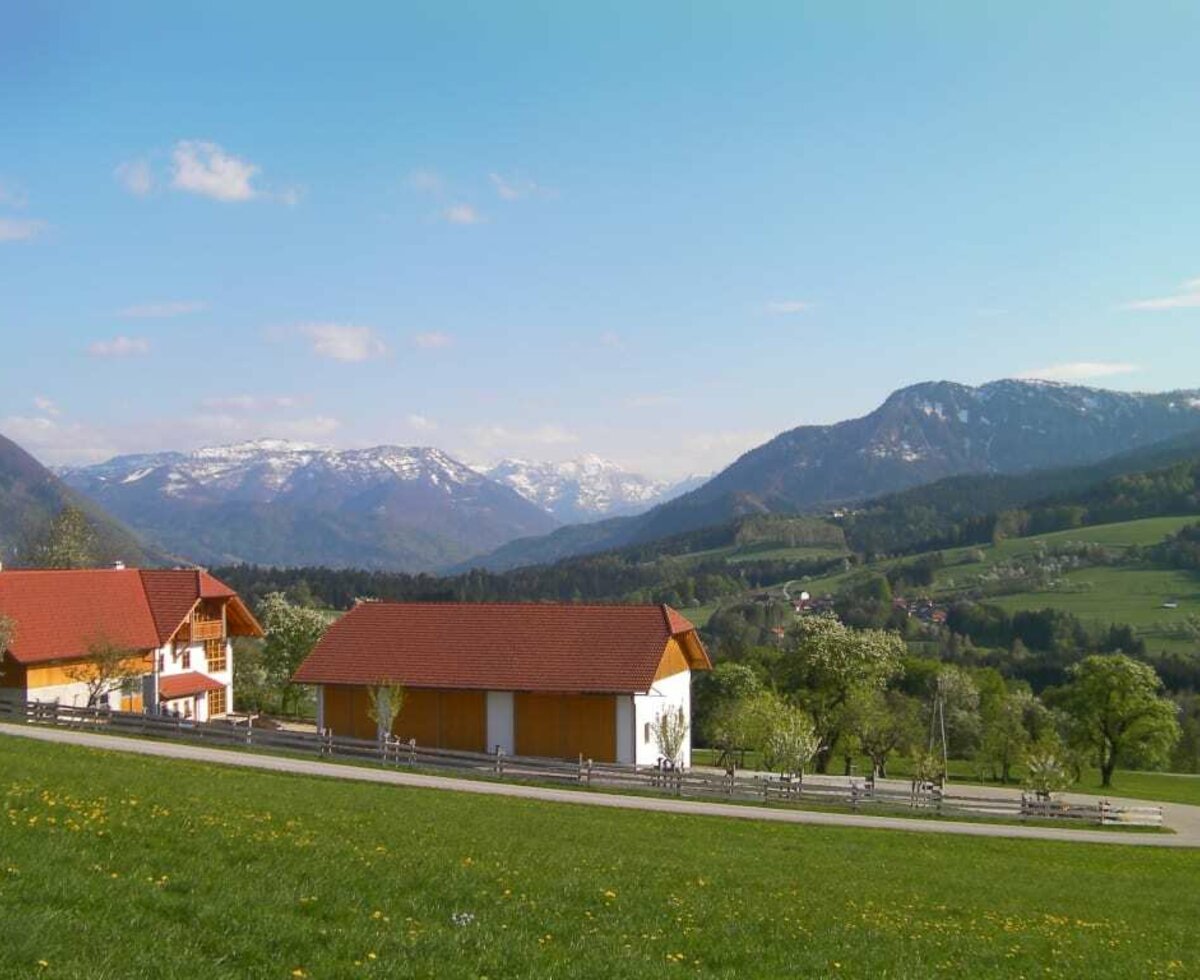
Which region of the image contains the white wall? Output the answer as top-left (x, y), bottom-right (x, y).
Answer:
top-left (633, 669), bottom-right (693, 768)
top-left (486, 691), bottom-right (514, 754)
top-left (615, 695), bottom-right (635, 765)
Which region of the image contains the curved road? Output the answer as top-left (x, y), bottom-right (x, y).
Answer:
top-left (3, 723), bottom-right (1198, 848)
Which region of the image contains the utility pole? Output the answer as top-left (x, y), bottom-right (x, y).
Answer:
top-left (928, 674), bottom-right (949, 788)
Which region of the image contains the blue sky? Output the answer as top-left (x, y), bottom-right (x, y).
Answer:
top-left (3, 2), bottom-right (1200, 478)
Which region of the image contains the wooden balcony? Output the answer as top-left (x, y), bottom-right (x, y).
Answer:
top-left (186, 619), bottom-right (224, 642)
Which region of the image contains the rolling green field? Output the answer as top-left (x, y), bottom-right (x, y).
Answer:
top-left (2, 739), bottom-right (1199, 978)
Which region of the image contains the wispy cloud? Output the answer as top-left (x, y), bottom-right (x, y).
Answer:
top-left (1016, 361), bottom-right (1140, 382)
top-left (763, 300), bottom-right (812, 315)
top-left (200, 394), bottom-right (301, 412)
top-left (1122, 277), bottom-right (1200, 311)
top-left (88, 336), bottom-right (151, 358)
top-left (299, 323), bottom-right (388, 362)
top-left (411, 331), bottom-right (453, 349)
top-left (114, 158), bottom-right (155, 197)
top-left (406, 413), bottom-right (436, 431)
top-left (469, 423), bottom-right (579, 449)
top-left (599, 331), bottom-right (624, 349)
top-left (171, 140), bottom-right (260, 202)
top-left (33, 396), bottom-right (60, 417)
top-left (0, 180), bottom-right (29, 208)
top-left (624, 393), bottom-right (681, 409)
top-left (488, 172), bottom-right (554, 201)
top-left (0, 218), bottom-right (47, 242)
top-left (119, 299), bottom-right (207, 319)
top-left (441, 203), bottom-right (484, 225)
top-left (407, 169), bottom-right (445, 194)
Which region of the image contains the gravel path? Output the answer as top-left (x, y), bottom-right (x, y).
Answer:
top-left (4, 723), bottom-right (1198, 848)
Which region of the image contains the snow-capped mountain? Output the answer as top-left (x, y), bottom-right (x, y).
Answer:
top-left (61, 440), bottom-right (558, 571)
top-left (479, 455), bottom-right (701, 523)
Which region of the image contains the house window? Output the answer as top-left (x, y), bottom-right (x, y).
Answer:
top-left (180, 646), bottom-right (191, 670)
top-left (206, 638), bottom-right (227, 672)
top-left (644, 722), bottom-right (651, 744)
top-left (208, 688), bottom-right (227, 717)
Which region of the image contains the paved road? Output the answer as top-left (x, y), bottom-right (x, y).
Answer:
top-left (4, 723), bottom-right (1199, 848)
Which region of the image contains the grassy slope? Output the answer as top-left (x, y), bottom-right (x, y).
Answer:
top-left (2, 740), bottom-right (1198, 979)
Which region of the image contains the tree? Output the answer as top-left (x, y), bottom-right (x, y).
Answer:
top-left (980, 688), bottom-right (1036, 784)
top-left (1023, 740), bottom-right (1074, 798)
top-left (259, 592), bottom-right (332, 715)
top-left (651, 704), bottom-right (690, 767)
top-left (854, 689), bottom-right (923, 778)
top-left (1061, 655), bottom-right (1181, 787)
top-left (760, 701), bottom-right (820, 777)
top-left (65, 637), bottom-right (145, 708)
top-left (784, 615), bottom-right (905, 773)
top-left (366, 681), bottom-right (406, 741)
top-left (31, 506), bottom-right (98, 569)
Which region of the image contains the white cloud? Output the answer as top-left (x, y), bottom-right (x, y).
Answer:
top-left (599, 331), bottom-right (623, 349)
top-left (407, 169), bottom-right (444, 193)
top-left (0, 218), bottom-right (46, 242)
top-left (411, 331), bottom-right (453, 349)
top-left (88, 336), bottom-right (151, 358)
top-left (33, 396), bottom-right (60, 417)
top-left (442, 203), bottom-right (484, 225)
top-left (406, 413), bottom-right (436, 431)
top-left (1016, 361), bottom-right (1140, 382)
top-left (763, 300), bottom-right (812, 315)
top-left (299, 323), bottom-right (388, 362)
top-left (170, 140), bottom-right (260, 202)
top-left (118, 299), bottom-right (207, 319)
top-left (469, 423), bottom-right (579, 449)
top-left (1122, 277), bottom-right (1200, 310)
top-left (114, 158), bottom-right (155, 197)
top-left (682, 429), bottom-right (770, 464)
top-left (200, 394), bottom-right (301, 412)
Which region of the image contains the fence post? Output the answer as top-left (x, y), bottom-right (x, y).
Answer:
top-left (245, 717), bottom-right (253, 748)
top-left (408, 737), bottom-right (416, 766)
top-left (587, 758), bottom-right (593, 787)
top-left (494, 746), bottom-right (505, 778)
top-left (1098, 800), bottom-right (1109, 826)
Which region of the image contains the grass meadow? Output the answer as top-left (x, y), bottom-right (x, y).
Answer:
top-left (2, 738), bottom-right (1198, 978)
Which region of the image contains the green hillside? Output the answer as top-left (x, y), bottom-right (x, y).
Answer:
top-left (3, 738), bottom-right (1197, 979)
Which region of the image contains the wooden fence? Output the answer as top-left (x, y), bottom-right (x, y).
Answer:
top-left (0, 700), bottom-right (1165, 828)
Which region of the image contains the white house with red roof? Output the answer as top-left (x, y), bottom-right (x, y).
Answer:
top-left (0, 567), bottom-right (262, 721)
top-left (292, 602), bottom-right (711, 766)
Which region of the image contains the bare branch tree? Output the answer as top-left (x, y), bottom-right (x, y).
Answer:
top-left (366, 680), bottom-right (406, 741)
top-left (65, 637), bottom-right (146, 708)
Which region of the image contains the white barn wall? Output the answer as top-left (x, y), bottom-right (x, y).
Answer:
top-left (486, 691), bottom-right (514, 753)
top-left (633, 668), bottom-right (693, 768)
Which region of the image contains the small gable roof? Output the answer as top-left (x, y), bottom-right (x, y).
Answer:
top-left (293, 602), bottom-right (710, 694)
top-left (0, 568), bottom-right (260, 665)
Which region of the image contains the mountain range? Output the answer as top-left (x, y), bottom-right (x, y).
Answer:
top-left (10, 378), bottom-right (1200, 573)
top-left (472, 379), bottom-right (1200, 569)
top-left (56, 442), bottom-right (694, 572)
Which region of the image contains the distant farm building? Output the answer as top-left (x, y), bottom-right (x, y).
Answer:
top-left (292, 602), bottom-right (711, 766)
top-left (0, 567), bottom-right (262, 720)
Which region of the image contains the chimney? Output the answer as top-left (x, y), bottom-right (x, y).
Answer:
top-left (112, 560), bottom-right (126, 571)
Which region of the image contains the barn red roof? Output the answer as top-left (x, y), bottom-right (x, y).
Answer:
top-left (159, 671), bottom-right (226, 700)
top-left (0, 568), bottom-right (260, 665)
top-left (292, 602), bottom-right (710, 694)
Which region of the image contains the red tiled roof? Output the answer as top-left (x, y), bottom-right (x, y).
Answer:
top-left (159, 671), bottom-right (226, 699)
top-left (292, 602), bottom-right (709, 694)
top-left (0, 568), bottom-right (255, 665)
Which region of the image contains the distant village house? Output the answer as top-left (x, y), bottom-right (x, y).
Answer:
top-left (293, 602), bottom-right (711, 766)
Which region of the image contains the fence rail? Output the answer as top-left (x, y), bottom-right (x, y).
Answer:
top-left (0, 700), bottom-right (1164, 828)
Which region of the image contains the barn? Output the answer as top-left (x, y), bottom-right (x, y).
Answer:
top-left (292, 602), bottom-right (711, 766)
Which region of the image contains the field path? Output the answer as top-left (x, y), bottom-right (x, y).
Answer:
top-left (4, 722), bottom-right (1199, 848)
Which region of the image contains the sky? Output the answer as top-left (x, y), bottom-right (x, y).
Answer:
top-left (3, 2), bottom-right (1200, 479)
